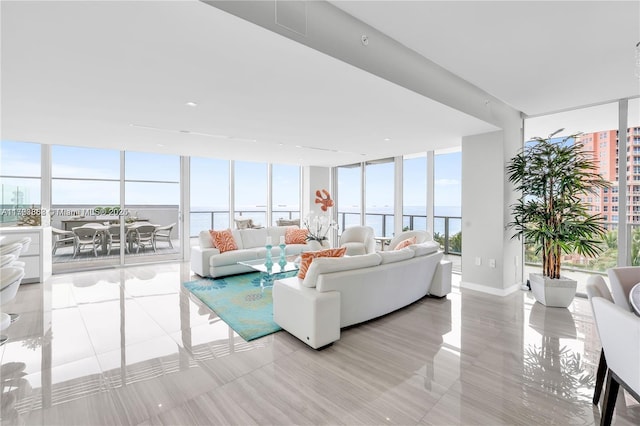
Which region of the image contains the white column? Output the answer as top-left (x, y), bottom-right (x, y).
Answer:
top-left (426, 151), bottom-right (435, 235)
top-left (41, 144), bottom-right (51, 227)
top-left (618, 99), bottom-right (629, 266)
top-left (228, 160), bottom-right (235, 229)
top-left (394, 156), bottom-right (403, 237)
top-left (181, 156), bottom-right (190, 261)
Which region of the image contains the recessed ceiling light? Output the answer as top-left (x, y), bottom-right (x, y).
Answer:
top-left (384, 138), bottom-right (391, 142)
top-left (156, 143), bottom-right (164, 147)
top-left (185, 102), bottom-right (197, 107)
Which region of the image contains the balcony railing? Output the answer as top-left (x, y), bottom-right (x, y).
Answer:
top-left (190, 210), bottom-right (299, 237)
top-left (337, 212), bottom-right (462, 255)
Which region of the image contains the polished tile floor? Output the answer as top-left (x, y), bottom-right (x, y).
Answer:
top-left (1, 263), bottom-right (639, 425)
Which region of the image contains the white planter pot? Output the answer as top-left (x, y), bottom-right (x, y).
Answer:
top-left (529, 273), bottom-right (577, 308)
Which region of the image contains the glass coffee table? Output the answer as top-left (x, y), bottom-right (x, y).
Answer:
top-left (237, 255), bottom-right (299, 288)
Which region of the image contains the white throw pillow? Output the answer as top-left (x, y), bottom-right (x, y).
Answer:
top-left (409, 241), bottom-right (439, 257)
top-left (378, 247), bottom-right (415, 264)
top-left (199, 230), bottom-right (214, 248)
top-left (302, 253), bottom-right (382, 288)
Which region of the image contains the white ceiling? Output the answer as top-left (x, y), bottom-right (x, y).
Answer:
top-left (2, 1), bottom-right (638, 167)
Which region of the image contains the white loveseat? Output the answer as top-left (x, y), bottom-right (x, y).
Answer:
top-left (273, 242), bottom-right (452, 349)
top-left (191, 226), bottom-right (310, 278)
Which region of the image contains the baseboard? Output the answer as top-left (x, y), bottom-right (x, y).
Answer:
top-left (460, 281), bottom-right (522, 296)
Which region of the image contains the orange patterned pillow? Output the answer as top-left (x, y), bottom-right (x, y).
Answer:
top-left (297, 247), bottom-right (347, 279)
top-left (395, 236), bottom-right (416, 250)
top-left (285, 227), bottom-right (308, 244)
top-left (209, 229), bottom-right (238, 253)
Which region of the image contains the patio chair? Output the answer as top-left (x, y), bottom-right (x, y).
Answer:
top-left (52, 227), bottom-right (75, 255)
top-left (105, 225), bottom-right (128, 255)
top-left (130, 224), bottom-right (156, 253)
top-left (72, 227), bottom-right (101, 258)
top-left (154, 222), bottom-right (175, 249)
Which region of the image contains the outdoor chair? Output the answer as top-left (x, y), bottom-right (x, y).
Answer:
top-left (130, 224), bottom-right (156, 253)
top-left (51, 227), bottom-right (75, 255)
top-left (105, 225), bottom-right (128, 255)
top-left (154, 222), bottom-right (175, 249)
top-left (72, 227), bottom-right (101, 258)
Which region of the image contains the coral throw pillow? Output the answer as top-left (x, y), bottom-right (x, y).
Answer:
top-left (395, 236), bottom-right (417, 250)
top-left (285, 227), bottom-right (308, 244)
top-left (297, 247), bottom-right (347, 279)
top-left (209, 229), bottom-right (238, 253)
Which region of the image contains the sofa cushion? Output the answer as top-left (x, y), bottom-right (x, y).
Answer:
top-left (239, 228), bottom-right (269, 249)
top-left (286, 227), bottom-right (308, 244)
top-left (200, 230), bottom-right (214, 249)
top-left (210, 229), bottom-right (238, 253)
top-left (209, 248), bottom-right (258, 267)
top-left (303, 253), bottom-right (382, 288)
top-left (378, 247), bottom-right (415, 264)
top-left (395, 236), bottom-right (416, 250)
top-left (276, 218), bottom-right (300, 226)
top-left (298, 247), bottom-right (347, 280)
top-left (409, 241), bottom-right (439, 257)
top-left (340, 242), bottom-right (367, 256)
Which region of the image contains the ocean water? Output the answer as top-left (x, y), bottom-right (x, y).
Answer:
top-left (190, 205), bottom-right (462, 238)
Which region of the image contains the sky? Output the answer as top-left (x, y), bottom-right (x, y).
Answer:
top-left (1, 140), bottom-right (461, 213)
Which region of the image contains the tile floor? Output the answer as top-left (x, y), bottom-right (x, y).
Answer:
top-left (1, 263), bottom-right (638, 425)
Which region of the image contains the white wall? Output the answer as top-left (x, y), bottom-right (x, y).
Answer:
top-left (461, 130), bottom-right (523, 295)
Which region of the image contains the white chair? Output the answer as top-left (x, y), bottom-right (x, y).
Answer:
top-left (51, 227), bottom-right (75, 255)
top-left (339, 226), bottom-right (376, 256)
top-left (72, 227), bottom-right (101, 257)
top-left (1, 266), bottom-right (26, 346)
top-left (130, 224), bottom-right (157, 253)
top-left (105, 225), bottom-right (128, 255)
top-left (586, 275), bottom-right (615, 405)
top-left (387, 230), bottom-right (431, 250)
top-left (606, 267), bottom-right (638, 312)
top-left (591, 296), bottom-right (640, 426)
top-left (154, 222), bottom-right (175, 249)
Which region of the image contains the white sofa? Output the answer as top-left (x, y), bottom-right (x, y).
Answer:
top-left (191, 226), bottom-right (310, 278)
top-left (273, 242), bottom-right (452, 349)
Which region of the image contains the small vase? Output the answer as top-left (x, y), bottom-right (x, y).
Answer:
top-left (278, 243), bottom-right (287, 270)
top-left (264, 244), bottom-right (273, 272)
top-left (306, 240), bottom-right (322, 251)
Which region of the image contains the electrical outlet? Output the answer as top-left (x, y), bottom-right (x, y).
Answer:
top-left (475, 257), bottom-right (481, 266)
top-left (489, 259), bottom-right (496, 268)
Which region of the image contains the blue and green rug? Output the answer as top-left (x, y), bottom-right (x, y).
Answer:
top-left (183, 271), bottom-right (297, 341)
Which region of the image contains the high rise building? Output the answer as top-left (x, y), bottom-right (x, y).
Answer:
top-left (580, 126), bottom-right (640, 228)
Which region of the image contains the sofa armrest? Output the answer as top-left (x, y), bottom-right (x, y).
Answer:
top-left (429, 260), bottom-right (452, 297)
top-left (191, 246), bottom-right (220, 277)
top-left (273, 277), bottom-right (340, 349)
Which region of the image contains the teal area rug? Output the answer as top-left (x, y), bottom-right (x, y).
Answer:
top-left (183, 271), bottom-right (297, 341)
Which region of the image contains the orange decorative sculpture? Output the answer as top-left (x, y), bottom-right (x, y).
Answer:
top-left (315, 189), bottom-right (334, 212)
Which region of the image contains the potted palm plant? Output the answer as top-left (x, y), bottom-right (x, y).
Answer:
top-left (506, 129), bottom-right (610, 307)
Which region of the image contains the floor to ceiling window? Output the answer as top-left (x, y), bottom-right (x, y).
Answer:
top-left (403, 154), bottom-right (427, 231)
top-left (524, 101), bottom-right (619, 294)
top-left (234, 161), bottom-right (267, 227)
top-left (336, 163), bottom-right (361, 233)
top-left (190, 157), bottom-right (229, 236)
top-left (0, 141), bottom-right (41, 227)
top-left (434, 150), bottom-right (462, 254)
top-left (124, 151), bottom-right (181, 264)
top-left (51, 145), bottom-right (121, 270)
top-left (365, 158), bottom-right (394, 237)
top-left (271, 164), bottom-right (300, 225)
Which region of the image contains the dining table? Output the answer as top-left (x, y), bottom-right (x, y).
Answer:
top-left (630, 282), bottom-right (640, 316)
